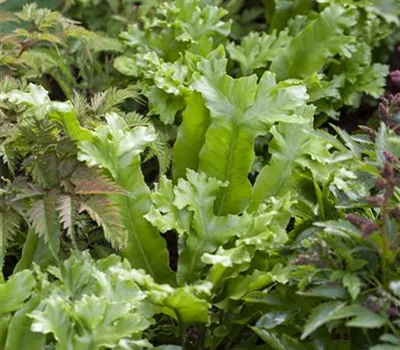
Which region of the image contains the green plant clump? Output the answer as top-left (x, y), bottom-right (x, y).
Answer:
top-left (0, 0), bottom-right (400, 349)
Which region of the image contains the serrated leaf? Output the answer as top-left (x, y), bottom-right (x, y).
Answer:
top-left (57, 195), bottom-right (77, 242)
top-left (79, 196), bottom-right (126, 249)
top-left (71, 167), bottom-right (127, 195)
top-left (342, 273), bottom-right (361, 301)
top-left (28, 193), bottom-right (60, 259)
top-left (301, 301), bottom-right (345, 340)
top-left (30, 151), bottom-right (59, 189)
top-left (0, 209), bottom-right (20, 269)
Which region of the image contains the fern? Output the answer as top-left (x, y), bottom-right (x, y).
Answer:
top-left (90, 87), bottom-right (139, 116)
top-left (57, 194), bottom-right (78, 248)
top-left (79, 196), bottom-right (126, 249)
top-left (28, 193), bottom-right (60, 259)
top-left (71, 167), bottom-right (127, 195)
top-left (0, 209), bottom-right (21, 270)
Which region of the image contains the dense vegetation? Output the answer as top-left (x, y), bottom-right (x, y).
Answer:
top-left (1, 0), bottom-right (400, 349)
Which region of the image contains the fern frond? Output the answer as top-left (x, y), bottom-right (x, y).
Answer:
top-left (79, 196), bottom-right (126, 249)
top-left (71, 91), bottom-right (89, 121)
top-left (29, 152), bottom-right (59, 189)
top-left (0, 77), bottom-right (26, 93)
top-left (28, 193), bottom-right (60, 258)
top-left (71, 167), bottom-right (128, 195)
top-left (123, 111), bottom-right (152, 127)
top-left (57, 194), bottom-right (77, 242)
top-left (0, 143), bottom-right (18, 176)
top-left (90, 86), bottom-right (139, 115)
top-left (0, 209), bottom-right (21, 269)
top-left (146, 137), bottom-right (172, 176)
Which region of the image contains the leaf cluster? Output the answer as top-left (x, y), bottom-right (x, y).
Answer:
top-left (1, 0), bottom-right (400, 349)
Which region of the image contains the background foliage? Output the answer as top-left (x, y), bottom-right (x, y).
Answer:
top-left (1, 0), bottom-right (400, 349)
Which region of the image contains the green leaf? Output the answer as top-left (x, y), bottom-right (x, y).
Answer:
top-left (250, 118), bottom-right (331, 210)
top-left (0, 315), bottom-right (10, 350)
top-left (5, 294), bottom-right (46, 350)
top-left (203, 194), bottom-right (293, 295)
top-left (329, 304), bottom-right (388, 328)
top-left (48, 102), bottom-right (93, 142)
top-left (265, 0), bottom-right (314, 32)
top-left (345, 310), bottom-right (388, 329)
top-left (193, 49), bottom-right (309, 214)
top-left (297, 284), bottom-right (347, 300)
top-left (113, 56), bottom-right (139, 77)
top-left (127, 268), bottom-right (210, 324)
top-left (29, 295), bottom-right (74, 348)
top-left (227, 29), bottom-right (291, 75)
top-left (342, 273), bottom-right (361, 301)
top-left (28, 251), bottom-right (155, 349)
top-left (390, 281), bottom-right (400, 297)
top-left (49, 250), bottom-right (93, 299)
top-left (146, 170), bottom-right (248, 284)
top-left (4, 84), bottom-right (50, 120)
top-left (270, 4), bottom-right (356, 81)
top-left (72, 295), bottom-right (152, 348)
top-left (145, 86), bottom-right (186, 125)
top-left (173, 91), bottom-right (210, 180)
top-left (256, 311), bottom-right (291, 329)
top-left (0, 270), bottom-right (36, 315)
top-left (77, 113), bottom-right (173, 283)
top-left (14, 230), bottom-right (54, 273)
top-left (218, 265), bottom-right (289, 307)
top-left (301, 301), bottom-right (346, 340)
top-left (251, 327), bottom-right (307, 350)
